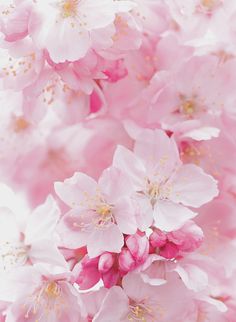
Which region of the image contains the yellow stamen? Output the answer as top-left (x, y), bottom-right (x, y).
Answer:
top-left (201, 0), bottom-right (216, 9)
top-left (44, 282), bottom-right (61, 298)
top-left (96, 204), bottom-right (112, 216)
top-left (61, 0), bottom-right (78, 18)
top-left (182, 100), bottom-right (195, 116)
top-left (13, 117), bottom-right (30, 132)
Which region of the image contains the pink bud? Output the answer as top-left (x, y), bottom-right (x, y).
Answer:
top-left (98, 252), bottom-right (114, 273)
top-left (126, 234), bottom-right (149, 264)
top-left (118, 248), bottom-right (136, 272)
top-left (82, 255), bottom-right (99, 268)
top-left (149, 229), bottom-right (167, 248)
top-left (73, 257), bottom-right (100, 290)
top-left (159, 242), bottom-right (179, 259)
top-left (102, 268), bottom-right (120, 288)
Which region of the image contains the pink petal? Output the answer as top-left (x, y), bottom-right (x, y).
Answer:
top-left (93, 286), bottom-right (129, 322)
top-left (87, 224), bottom-right (124, 258)
top-left (57, 209), bottom-right (90, 249)
top-left (113, 197), bottom-right (137, 234)
top-left (174, 263), bottom-right (208, 292)
top-left (24, 195), bottom-right (60, 245)
top-left (170, 164), bottom-right (219, 208)
top-left (55, 172), bottom-right (98, 209)
top-left (113, 145), bottom-right (146, 189)
top-left (29, 239), bottom-right (68, 268)
top-left (134, 197), bottom-right (154, 231)
top-left (134, 129), bottom-right (181, 176)
top-left (154, 200), bottom-right (197, 232)
top-left (98, 166), bottom-right (134, 203)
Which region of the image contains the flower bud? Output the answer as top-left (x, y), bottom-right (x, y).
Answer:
top-left (102, 268), bottom-right (120, 288)
top-left (126, 233), bottom-right (149, 264)
top-left (98, 252), bottom-right (114, 273)
top-left (149, 229), bottom-right (167, 248)
top-left (118, 248), bottom-right (136, 272)
top-left (159, 242), bottom-right (179, 259)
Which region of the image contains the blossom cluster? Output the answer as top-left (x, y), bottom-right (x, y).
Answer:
top-left (0, 0), bottom-right (236, 321)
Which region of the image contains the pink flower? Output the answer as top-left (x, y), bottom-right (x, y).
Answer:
top-left (113, 129), bottom-right (218, 232)
top-left (0, 37), bottom-right (44, 91)
top-left (55, 167), bottom-right (137, 257)
top-left (23, 68), bottom-right (90, 123)
top-left (29, 0), bottom-right (136, 63)
top-left (0, 0), bottom-right (33, 42)
top-left (0, 195), bottom-right (66, 273)
top-left (93, 272), bottom-right (196, 322)
top-left (0, 265), bottom-right (86, 321)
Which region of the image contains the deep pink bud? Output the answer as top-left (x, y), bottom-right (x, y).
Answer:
top-left (149, 229), bottom-right (167, 248)
top-left (98, 252), bottom-right (114, 273)
top-left (159, 242), bottom-right (179, 259)
top-left (126, 234), bottom-right (149, 264)
top-left (102, 268), bottom-right (120, 288)
top-left (82, 255), bottom-right (99, 268)
top-left (118, 248), bottom-right (136, 272)
top-left (73, 256), bottom-right (100, 290)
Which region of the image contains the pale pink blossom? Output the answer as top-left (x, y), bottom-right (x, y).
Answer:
top-left (0, 195), bottom-right (66, 273)
top-left (0, 265), bottom-right (86, 322)
top-left (0, 0), bottom-right (33, 42)
top-left (55, 167), bottom-right (137, 257)
top-left (113, 129), bottom-right (218, 231)
top-left (0, 37), bottom-right (44, 91)
top-left (93, 273), bottom-right (196, 322)
top-left (29, 0), bottom-right (136, 63)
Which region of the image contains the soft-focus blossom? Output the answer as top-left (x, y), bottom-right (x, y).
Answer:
top-left (0, 265), bottom-right (86, 321)
top-left (29, 0), bottom-right (136, 63)
top-left (0, 194), bottom-right (66, 273)
top-left (0, 0), bottom-right (236, 320)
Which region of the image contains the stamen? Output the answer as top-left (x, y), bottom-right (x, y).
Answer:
top-left (182, 100), bottom-right (195, 116)
top-left (60, 0), bottom-right (78, 18)
top-left (44, 282), bottom-right (61, 298)
top-left (24, 281), bottom-right (64, 320)
top-left (13, 117), bottom-right (30, 132)
top-left (93, 203), bottom-right (115, 229)
top-left (201, 0), bottom-right (217, 9)
top-left (0, 241), bottom-right (27, 272)
top-left (128, 302), bottom-right (154, 321)
top-left (145, 178), bottom-right (172, 203)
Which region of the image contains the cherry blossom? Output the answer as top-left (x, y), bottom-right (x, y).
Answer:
top-left (0, 0), bottom-right (235, 319)
top-left (55, 167), bottom-right (137, 257)
top-left (113, 129), bottom-right (218, 231)
top-left (29, 0), bottom-right (136, 63)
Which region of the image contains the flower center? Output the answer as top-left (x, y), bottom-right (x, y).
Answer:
top-left (201, 0), bottom-right (216, 9)
top-left (96, 204), bottom-right (112, 216)
top-left (147, 182), bottom-right (160, 199)
top-left (0, 241), bottom-right (28, 272)
top-left (24, 281), bottom-right (63, 320)
top-left (182, 100), bottom-right (195, 116)
top-left (44, 282), bottom-right (61, 298)
top-left (61, 0), bottom-right (78, 18)
top-left (128, 303), bottom-right (153, 321)
top-left (145, 178), bottom-right (172, 206)
top-left (198, 0), bottom-right (222, 12)
top-left (94, 204), bottom-right (114, 229)
top-left (180, 143), bottom-right (201, 165)
top-left (13, 117), bottom-right (30, 132)
top-left (1, 52), bottom-right (35, 79)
